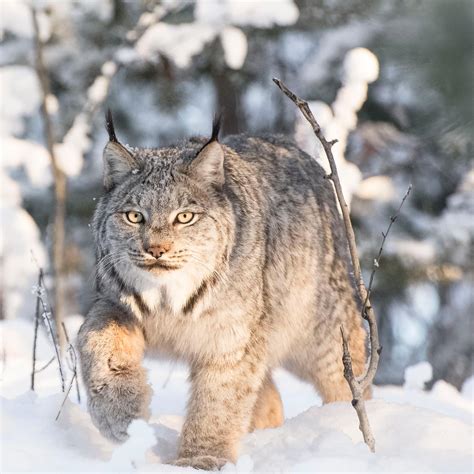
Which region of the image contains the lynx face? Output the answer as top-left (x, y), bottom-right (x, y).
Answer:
top-left (94, 136), bottom-right (232, 302)
top-left (107, 169), bottom-right (226, 278)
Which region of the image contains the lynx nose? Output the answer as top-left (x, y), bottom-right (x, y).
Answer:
top-left (147, 243), bottom-right (171, 259)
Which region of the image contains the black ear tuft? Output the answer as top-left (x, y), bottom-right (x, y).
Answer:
top-left (210, 113), bottom-right (222, 143)
top-left (105, 108), bottom-right (118, 143)
top-left (196, 113), bottom-right (223, 155)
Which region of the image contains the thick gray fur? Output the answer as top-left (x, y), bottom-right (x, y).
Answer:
top-left (78, 120), bottom-right (368, 470)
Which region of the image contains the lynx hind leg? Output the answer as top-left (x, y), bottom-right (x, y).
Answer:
top-left (312, 317), bottom-right (370, 403)
top-left (250, 373), bottom-right (284, 431)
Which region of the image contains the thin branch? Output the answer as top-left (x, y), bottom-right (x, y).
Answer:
top-left (30, 264), bottom-right (66, 393)
top-left (34, 356), bottom-right (56, 374)
top-left (364, 185), bottom-right (412, 303)
top-left (358, 184), bottom-right (411, 388)
top-left (55, 372), bottom-right (76, 421)
top-left (340, 326), bottom-right (375, 450)
top-left (39, 295), bottom-right (66, 392)
top-left (31, 270), bottom-right (42, 391)
top-left (61, 322), bottom-right (81, 404)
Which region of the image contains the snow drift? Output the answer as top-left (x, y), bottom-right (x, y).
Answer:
top-left (0, 319), bottom-right (472, 473)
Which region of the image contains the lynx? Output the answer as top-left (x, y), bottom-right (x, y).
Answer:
top-left (78, 112), bottom-right (369, 470)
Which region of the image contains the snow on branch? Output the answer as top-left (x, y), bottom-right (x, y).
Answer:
top-left (273, 77), bottom-right (411, 453)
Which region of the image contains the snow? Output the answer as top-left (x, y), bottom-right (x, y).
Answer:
top-left (137, 0), bottom-right (298, 71)
top-left (101, 60), bottom-right (118, 77)
top-left (461, 376), bottom-right (474, 399)
top-left (355, 175), bottom-right (397, 202)
top-left (0, 66), bottom-right (41, 136)
top-left (343, 48), bottom-right (380, 84)
top-left (87, 75), bottom-right (111, 104)
top-left (0, 1), bottom-right (33, 39)
top-left (77, 0), bottom-right (113, 23)
top-left (45, 93), bottom-right (59, 115)
top-left (137, 23), bottom-right (217, 69)
top-left (403, 361), bottom-right (433, 390)
top-left (300, 21), bottom-right (378, 86)
top-left (0, 195), bottom-right (47, 321)
top-left (220, 26), bottom-right (248, 70)
top-left (195, 0), bottom-right (299, 28)
top-left (0, 151), bottom-right (47, 321)
top-left (386, 238), bottom-right (437, 265)
top-left (108, 420), bottom-right (157, 471)
top-left (295, 48), bottom-right (380, 206)
top-left (1, 319), bottom-right (472, 473)
top-left (53, 112), bottom-right (91, 177)
top-left (55, 64), bottom-right (117, 177)
top-left (0, 68), bottom-right (51, 323)
top-left (2, 137), bottom-right (52, 188)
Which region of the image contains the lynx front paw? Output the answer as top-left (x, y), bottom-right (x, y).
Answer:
top-left (173, 455), bottom-right (228, 471)
top-left (88, 376), bottom-right (152, 443)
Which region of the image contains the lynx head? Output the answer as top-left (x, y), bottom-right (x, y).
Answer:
top-left (95, 111), bottom-right (233, 295)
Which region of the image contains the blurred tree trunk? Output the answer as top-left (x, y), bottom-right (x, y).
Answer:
top-left (31, 7), bottom-right (66, 352)
top-left (213, 68), bottom-right (244, 135)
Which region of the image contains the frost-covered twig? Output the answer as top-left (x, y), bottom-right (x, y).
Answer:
top-left (31, 6), bottom-right (67, 352)
top-left (55, 321), bottom-right (80, 420)
top-left (31, 270), bottom-right (42, 391)
top-left (31, 267), bottom-right (66, 392)
top-left (273, 77), bottom-right (383, 452)
top-left (34, 357), bottom-right (55, 374)
top-left (55, 372), bottom-right (76, 421)
top-left (62, 322), bottom-right (81, 404)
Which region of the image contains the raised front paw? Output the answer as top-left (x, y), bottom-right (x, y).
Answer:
top-left (173, 455), bottom-right (228, 471)
top-left (88, 373), bottom-right (152, 443)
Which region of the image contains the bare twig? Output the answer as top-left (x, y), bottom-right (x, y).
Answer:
top-left (31, 6), bottom-right (66, 352)
top-left (61, 322), bottom-right (81, 404)
top-left (363, 185), bottom-right (412, 304)
top-left (55, 372), bottom-right (76, 421)
top-left (31, 270), bottom-right (42, 391)
top-left (272, 78), bottom-right (411, 452)
top-left (34, 356), bottom-right (56, 374)
top-left (31, 265), bottom-right (66, 392)
top-left (340, 326), bottom-right (375, 449)
top-left (39, 292), bottom-right (66, 392)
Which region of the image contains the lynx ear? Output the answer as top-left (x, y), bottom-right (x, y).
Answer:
top-left (189, 116), bottom-right (224, 187)
top-left (103, 110), bottom-right (137, 190)
top-left (103, 141), bottom-right (136, 190)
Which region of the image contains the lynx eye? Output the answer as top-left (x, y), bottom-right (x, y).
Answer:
top-left (125, 211), bottom-right (144, 224)
top-left (176, 212), bottom-right (194, 224)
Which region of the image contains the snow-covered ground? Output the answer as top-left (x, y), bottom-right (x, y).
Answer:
top-left (1, 318), bottom-right (472, 473)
